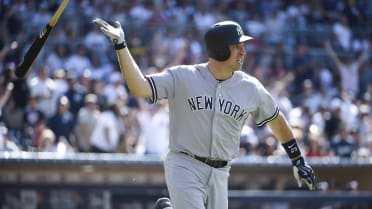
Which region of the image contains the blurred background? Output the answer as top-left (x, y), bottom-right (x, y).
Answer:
top-left (0, 0), bottom-right (371, 208)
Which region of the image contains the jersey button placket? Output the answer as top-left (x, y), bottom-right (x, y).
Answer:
top-left (218, 84), bottom-right (222, 97)
top-left (211, 83), bottom-right (222, 158)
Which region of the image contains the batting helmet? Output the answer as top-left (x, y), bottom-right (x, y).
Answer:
top-left (204, 21), bottom-right (253, 61)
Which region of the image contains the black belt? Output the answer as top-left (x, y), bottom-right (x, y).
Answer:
top-left (179, 151), bottom-right (228, 168)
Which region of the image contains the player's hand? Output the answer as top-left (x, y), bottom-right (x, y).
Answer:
top-left (292, 156), bottom-right (315, 190)
top-left (93, 18), bottom-right (125, 47)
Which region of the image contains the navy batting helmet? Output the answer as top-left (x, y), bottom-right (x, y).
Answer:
top-left (204, 21), bottom-right (253, 61)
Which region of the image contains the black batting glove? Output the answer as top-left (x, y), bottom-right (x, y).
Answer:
top-left (292, 156), bottom-right (316, 190)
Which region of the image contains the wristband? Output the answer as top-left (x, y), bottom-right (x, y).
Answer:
top-left (115, 41), bottom-right (127, 50)
top-left (282, 139), bottom-right (302, 160)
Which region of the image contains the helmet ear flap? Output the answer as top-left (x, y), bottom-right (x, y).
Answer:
top-left (211, 45), bottom-right (230, 61)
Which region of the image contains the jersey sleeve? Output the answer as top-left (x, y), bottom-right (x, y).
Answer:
top-left (250, 82), bottom-right (279, 127)
top-left (145, 69), bottom-right (175, 104)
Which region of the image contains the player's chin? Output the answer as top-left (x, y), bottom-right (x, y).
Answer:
top-left (235, 59), bottom-right (243, 70)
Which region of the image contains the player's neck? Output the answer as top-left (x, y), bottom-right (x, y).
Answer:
top-left (207, 60), bottom-right (233, 81)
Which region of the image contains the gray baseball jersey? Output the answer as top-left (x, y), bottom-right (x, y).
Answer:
top-left (146, 62), bottom-right (279, 161)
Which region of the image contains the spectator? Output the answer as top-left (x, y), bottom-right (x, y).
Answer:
top-left (22, 96), bottom-right (46, 148)
top-left (129, 0), bottom-right (154, 25)
top-left (75, 94), bottom-right (100, 152)
top-left (89, 79), bottom-right (108, 111)
top-left (245, 12), bottom-right (266, 38)
top-left (38, 128), bottom-right (57, 152)
top-left (28, 65), bottom-right (57, 117)
top-left (0, 125), bottom-right (20, 152)
top-left (89, 57), bottom-right (114, 82)
top-left (63, 74), bottom-right (86, 118)
top-left (7, 65), bottom-right (30, 110)
top-left (239, 123), bottom-right (259, 157)
top-left (90, 102), bottom-right (121, 153)
top-left (47, 96), bottom-right (76, 146)
top-left (135, 101), bottom-right (169, 155)
top-left (325, 39), bottom-right (370, 97)
top-left (285, 0), bottom-right (309, 29)
top-left (329, 123), bottom-right (357, 158)
top-left (317, 61), bottom-right (337, 100)
top-left (118, 105), bottom-right (141, 154)
top-left (342, 0), bottom-right (366, 29)
top-left (152, 28), bottom-right (182, 67)
top-left (167, 31), bottom-right (203, 66)
top-left (77, 69), bottom-right (92, 93)
top-left (0, 82), bottom-right (13, 122)
top-left (289, 42), bottom-right (313, 96)
top-left (256, 135), bottom-right (279, 157)
top-left (226, 0), bottom-right (248, 27)
top-left (332, 14), bottom-right (352, 50)
top-left (164, 0), bottom-right (195, 27)
top-left (52, 69), bottom-right (69, 100)
top-left (1, 66), bottom-right (29, 149)
top-left (356, 103), bottom-right (371, 148)
top-left (263, 10), bottom-right (286, 45)
top-left (305, 124), bottom-right (328, 157)
top-left (30, 3), bottom-right (51, 31)
top-left (103, 71), bottom-right (128, 105)
top-left (192, 1), bottom-right (216, 34)
top-left (83, 25), bottom-right (110, 60)
top-left (65, 44), bottom-right (92, 77)
top-left (288, 105), bottom-right (311, 131)
top-left (39, 128), bottom-right (74, 154)
top-left (358, 60), bottom-right (372, 99)
top-left (295, 79), bottom-right (323, 115)
top-left (45, 43), bottom-right (69, 76)
top-left (311, 104), bottom-right (328, 131)
top-left (351, 33), bottom-right (369, 53)
top-left (270, 73), bottom-right (295, 118)
top-left (324, 98), bottom-right (343, 140)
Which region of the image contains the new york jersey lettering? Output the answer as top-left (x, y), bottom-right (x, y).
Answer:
top-left (187, 96), bottom-right (213, 110)
top-left (187, 96), bottom-right (248, 121)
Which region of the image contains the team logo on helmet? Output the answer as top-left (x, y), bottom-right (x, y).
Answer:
top-left (236, 26), bottom-right (242, 36)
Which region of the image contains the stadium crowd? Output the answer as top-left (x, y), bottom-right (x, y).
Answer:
top-left (0, 0), bottom-right (371, 162)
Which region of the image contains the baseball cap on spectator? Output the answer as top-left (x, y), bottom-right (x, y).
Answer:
top-left (110, 72), bottom-right (122, 83)
top-left (40, 129), bottom-right (56, 148)
top-left (330, 98), bottom-right (342, 111)
top-left (85, 93), bottom-right (97, 104)
top-left (58, 96), bottom-right (70, 107)
top-left (66, 72), bottom-right (77, 82)
top-left (359, 104), bottom-right (370, 115)
top-left (53, 69), bottom-right (66, 79)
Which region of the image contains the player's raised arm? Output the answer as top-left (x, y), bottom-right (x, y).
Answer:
top-left (93, 18), bottom-right (152, 98)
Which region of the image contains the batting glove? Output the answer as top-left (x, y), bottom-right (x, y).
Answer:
top-left (93, 18), bottom-right (126, 50)
top-left (154, 197), bottom-right (173, 209)
top-left (292, 156), bottom-right (316, 190)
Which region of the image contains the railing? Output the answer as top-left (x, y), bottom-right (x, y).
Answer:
top-left (1, 152), bottom-right (372, 209)
top-left (1, 152), bottom-right (372, 189)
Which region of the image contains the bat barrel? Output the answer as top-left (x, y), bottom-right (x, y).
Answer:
top-left (14, 0), bottom-right (69, 78)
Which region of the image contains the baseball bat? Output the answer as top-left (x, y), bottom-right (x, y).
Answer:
top-left (15, 0), bottom-right (70, 78)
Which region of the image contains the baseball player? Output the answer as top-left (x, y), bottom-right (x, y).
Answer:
top-left (93, 19), bottom-right (316, 209)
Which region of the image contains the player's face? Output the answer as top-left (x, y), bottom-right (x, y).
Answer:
top-left (227, 43), bottom-right (245, 71)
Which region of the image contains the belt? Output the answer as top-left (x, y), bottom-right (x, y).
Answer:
top-left (179, 151), bottom-right (228, 168)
